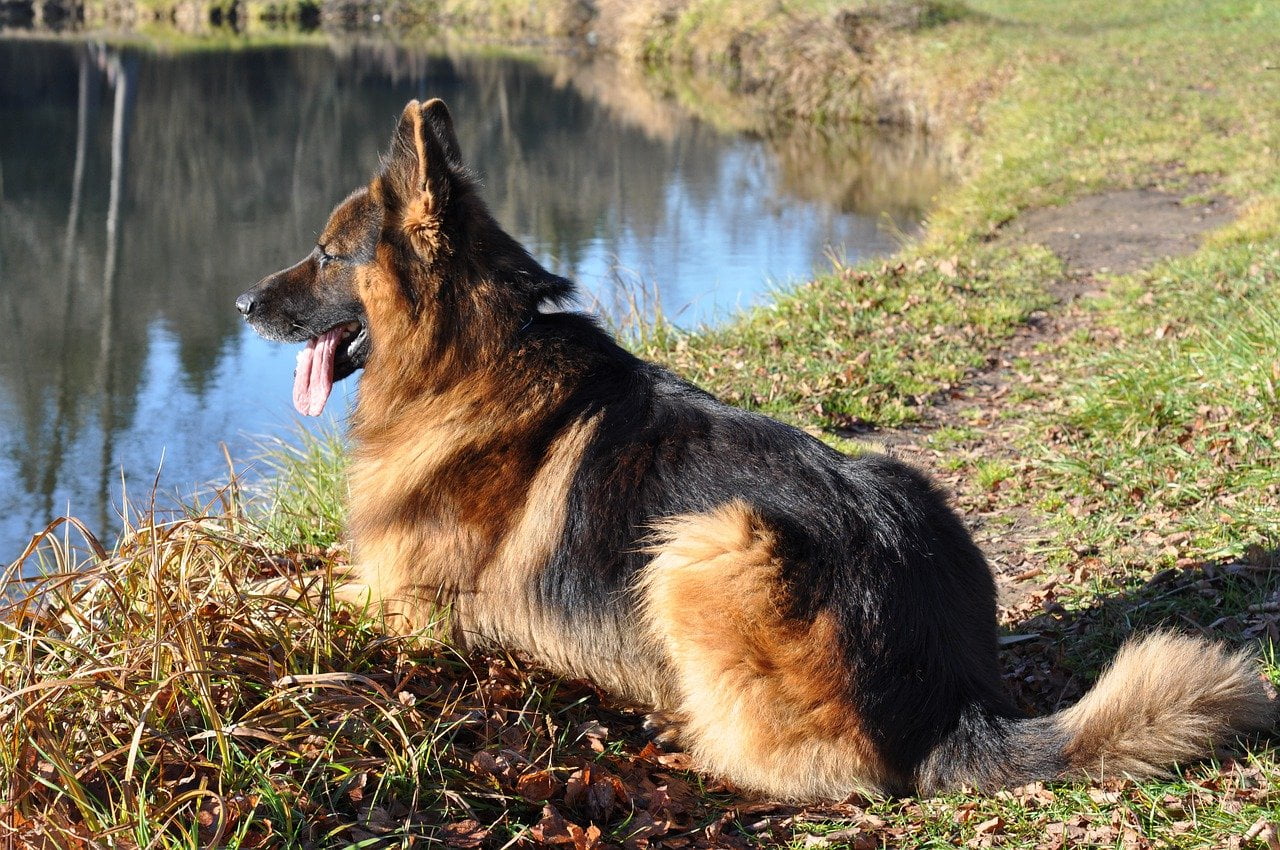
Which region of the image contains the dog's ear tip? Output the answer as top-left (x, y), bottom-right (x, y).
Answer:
top-left (396, 100), bottom-right (425, 131)
top-left (393, 101), bottom-right (419, 136)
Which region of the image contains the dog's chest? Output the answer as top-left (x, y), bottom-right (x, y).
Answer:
top-left (345, 412), bottom-right (675, 707)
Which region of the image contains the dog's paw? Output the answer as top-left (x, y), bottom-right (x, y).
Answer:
top-left (246, 569), bottom-right (366, 613)
top-left (643, 710), bottom-right (687, 749)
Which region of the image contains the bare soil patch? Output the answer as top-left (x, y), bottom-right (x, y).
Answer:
top-left (1005, 188), bottom-right (1234, 276)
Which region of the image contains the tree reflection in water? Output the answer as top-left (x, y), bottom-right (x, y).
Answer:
top-left (0, 38), bottom-right (947, 564)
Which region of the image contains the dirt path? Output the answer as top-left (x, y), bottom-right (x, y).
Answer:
top-left (830, 186), bottom-right (1243, 715)
top-left (847, 187), bottom-right (1236, 606)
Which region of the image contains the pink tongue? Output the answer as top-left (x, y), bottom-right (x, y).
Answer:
top-left (292, 327), bottom-right (343, 416)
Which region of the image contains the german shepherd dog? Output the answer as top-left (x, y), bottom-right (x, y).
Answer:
top-left (237, 100), bottom-right (1274, 799)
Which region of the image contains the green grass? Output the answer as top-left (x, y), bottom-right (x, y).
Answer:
top-left (638, 245), bottom-right (1058, 428)
top-left (256, 425), bottom-right (349, 550)
top-left (1034, 243), bottom-right (1280, 564)
top-left (973, 458), bottom-right (1014, 491)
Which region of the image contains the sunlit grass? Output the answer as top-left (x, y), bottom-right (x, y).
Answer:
top-left (0, 482), bottom-right (692, 847)
top-left (639, 244), bottom-right (1058, 427)
top-left (255, 425), bottom-right (349, 550)
top-left (1024, 241), bottom-right (1280, 566)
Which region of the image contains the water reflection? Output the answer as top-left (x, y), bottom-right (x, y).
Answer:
top-left (0, 37), bottom-right (947, 563)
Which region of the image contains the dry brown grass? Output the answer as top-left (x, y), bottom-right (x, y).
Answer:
top-left (431, 0), bottom-right (979, 132)
top-left (0, 492), bottom-right (726, 848)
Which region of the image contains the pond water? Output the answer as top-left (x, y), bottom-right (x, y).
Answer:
top-left (0, 35), bottom-right (946, 565)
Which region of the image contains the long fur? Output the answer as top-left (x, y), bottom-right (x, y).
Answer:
top-left (1057, 633), bottom-right (1273, 776)
top-left (916, 632), bottom-right (1275, 794)
top-left (239, 99), bottom-right (1277, 800)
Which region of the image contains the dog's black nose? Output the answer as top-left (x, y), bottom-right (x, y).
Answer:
top-left (235, 292), bottom-right (256, 317)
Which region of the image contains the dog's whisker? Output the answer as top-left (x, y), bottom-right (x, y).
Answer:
top-left (293, 321), bottom-right (324, 338)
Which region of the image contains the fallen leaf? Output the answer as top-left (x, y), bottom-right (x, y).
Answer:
top-left (442, 819), bottom-right (489, 848)
top-left (974, 816), bottom-right (1003, 835)
top-left (621, 811), bottom-right (671, 850)
top-left (517, 769), bottom-right (561, 803)
top-left (1243, 818), bottom-right (1280, 850)
top-left (530, 805), bottom-right (602, 849)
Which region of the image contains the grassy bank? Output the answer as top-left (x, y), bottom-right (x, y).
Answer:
top-left (36, 0), bottom-right (987, 133)
top-left (3, 494), bottom-right (743, 848)
top-left (5, 0), bottom-right (1280, 847)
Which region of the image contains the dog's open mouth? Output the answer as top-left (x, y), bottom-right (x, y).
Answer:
top-left (293, 321), bottom-right (367, 416)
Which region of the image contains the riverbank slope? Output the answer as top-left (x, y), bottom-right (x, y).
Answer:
top-left (14, 0), bottom-right (991, 133)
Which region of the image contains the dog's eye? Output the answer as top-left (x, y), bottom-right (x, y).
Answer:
top-left (317, 247), bottom-right (335, 269)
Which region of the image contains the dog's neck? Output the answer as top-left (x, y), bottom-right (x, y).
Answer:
top-left (350, 304), bottom-right (544, 440)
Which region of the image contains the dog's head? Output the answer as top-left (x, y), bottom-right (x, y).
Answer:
top-left (237, 98), bottom-right (572, 416)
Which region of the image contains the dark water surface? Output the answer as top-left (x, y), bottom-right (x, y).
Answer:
top-left (0, 36), bottom-right (945, 564)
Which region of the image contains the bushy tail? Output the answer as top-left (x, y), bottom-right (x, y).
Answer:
top-left (919, 633), bottom-right (1276, 793)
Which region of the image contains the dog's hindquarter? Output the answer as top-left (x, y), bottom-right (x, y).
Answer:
top-left (520, 363), bottom-right (1014, 796)
top-left (640, 500), bottom-right (899, 798)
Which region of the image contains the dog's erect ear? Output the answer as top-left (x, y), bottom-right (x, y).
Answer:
top-left (381, 99), bottom-right (454, 251)
top-left (422, 97), bottom-right (463, 166)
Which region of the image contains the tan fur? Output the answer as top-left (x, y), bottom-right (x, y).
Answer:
top-left (356, 243), bottom-right (416, 337)
top-left (409, 103), bottom-right (429, 193)
top-left (401, 194), bottom-right (448, 258)
top-left (1057, 631), bottom-right (1275, 779)
top-left (344, 382), bottom-right (539, 628)
top-left (638, 501), bottom-right (892, 799)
